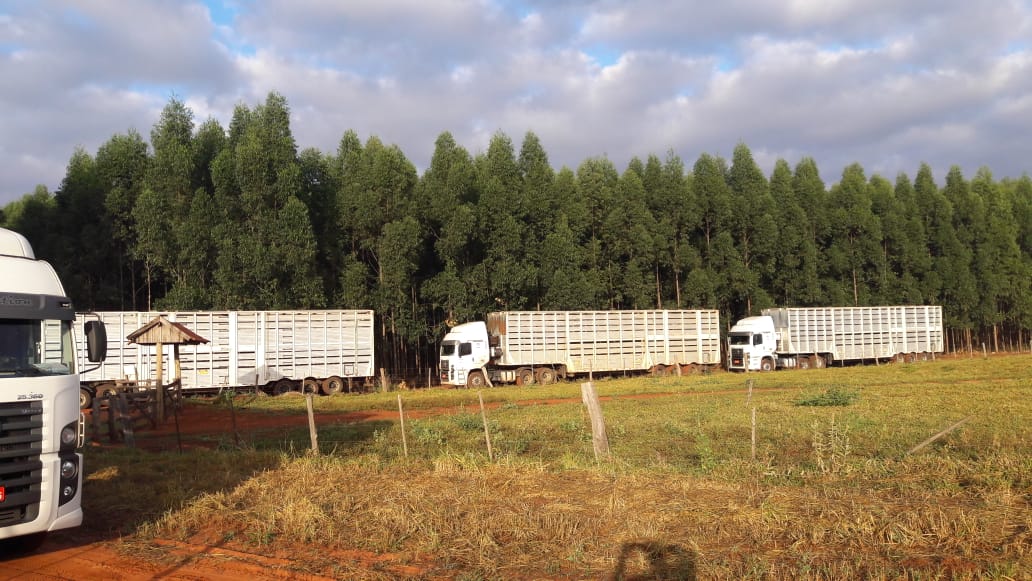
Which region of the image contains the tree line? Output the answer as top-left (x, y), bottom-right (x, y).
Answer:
top-left (3, 93), bottom-right (1031, 376)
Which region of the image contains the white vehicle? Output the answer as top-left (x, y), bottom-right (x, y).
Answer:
top-left (440, 310), bottom-right (721, 387)
top-left (727, 306), bottom-right (944, 371)
top-left (0, 228), bottom-right (105, 551)
top-left (75, 310), bottom-right (376, 407)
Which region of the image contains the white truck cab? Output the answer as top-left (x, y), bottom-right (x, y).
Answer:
top-left (727, 315), bottom-right (778, 371)
top-left (439, 321), bottom-right (492, 387)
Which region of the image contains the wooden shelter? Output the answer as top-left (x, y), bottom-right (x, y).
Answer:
top-left (126, 315), bottom-right (208, 422)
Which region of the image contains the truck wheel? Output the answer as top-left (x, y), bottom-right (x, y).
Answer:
top-left (798, 357), bottom-right (811, 370)
top-left (813, 355), bottom-right (826, 369)
top-left (321, 376), bottom-right (344, 395)
top-left (467, 371), bottom-right (487, 389)
top-left (80, 387), bottom-right (94, 410)
top-left (760, 358), bottom-right (774, 372)
top-left (517, 368), bottom-right (535, 386)
top-left (302, 378), bottom-right (320, 394)
top-left (535, 367), bottom-right (556, 385)
top-left (272, 379), bottom-right (296, 395)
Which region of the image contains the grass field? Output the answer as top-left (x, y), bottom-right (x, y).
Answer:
top-left (83, 354), bottom-right (1031, 579)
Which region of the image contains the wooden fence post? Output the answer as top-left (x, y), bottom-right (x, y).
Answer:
top-left (581, 382), bottom-right (610, 462)
top-left (397, 394), bottom-right (408, 458)
top-left (306, 394), bottom-right (319, 455)
top-left (479, 391), bottom-right (494, 461)
top-left (751, 406), bottom-right (757, 461)
top-left (907, 416), bottom-right (974, 456)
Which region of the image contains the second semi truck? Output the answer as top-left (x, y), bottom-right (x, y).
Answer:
top-left (727, 305), bottom-right (944, 371)
top-left (440, 310), bottom-right (721, 387)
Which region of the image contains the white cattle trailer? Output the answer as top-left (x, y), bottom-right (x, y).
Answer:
top-left (440, 310), bottom-right (721, 387)
top-left (728, 305), bottom-right (944, 371)
top-left (76, 310), bottom-right (375, 407)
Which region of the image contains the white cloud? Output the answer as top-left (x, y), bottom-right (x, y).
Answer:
top-left (2, 0), bottom-right (1032, 204)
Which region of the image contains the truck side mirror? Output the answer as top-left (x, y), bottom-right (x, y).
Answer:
top-left (84, 320), bottom-right (107, 362)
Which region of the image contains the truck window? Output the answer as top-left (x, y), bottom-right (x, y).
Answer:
top-left (440, 341), bottom-right (456, 356)
top-left (0, 318), bottom-right (74, 376)
top-left (729, 334), bottom-right (750, 346)
top-left (459, 342), bottom-right (472, 357)
top-left (753, 334), bottom-right (763, 346)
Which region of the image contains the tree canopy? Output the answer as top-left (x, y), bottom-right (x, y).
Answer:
top-left (4, 93), bottom-right (1031, 375)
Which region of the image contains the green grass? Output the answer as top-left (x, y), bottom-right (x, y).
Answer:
top-left (79, 354), bottom-right (1032, 579)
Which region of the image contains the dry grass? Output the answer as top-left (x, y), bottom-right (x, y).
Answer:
top-left (84, 354), bottom-right (1032, 579)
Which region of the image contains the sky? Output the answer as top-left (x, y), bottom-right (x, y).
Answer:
top-left (1, 0), bottom-right (1031, 205)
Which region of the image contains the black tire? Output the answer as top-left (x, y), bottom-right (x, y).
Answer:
top-left (798, 357), bottom-right (811, 370)
top-left (272, 379), bottom-right (295, 395)
top-left (760, 358), bottom-right (774, 372)
top-left (302, 378), bottom-right (320, 394)
top-left (535, 367), bottom-right (557, 385)
top-left (80, 387), bottom-right (94, 410)
top-left (517, 368), bottom-right (535, 386)
top-left (322, 376), bottom-right (344, 395)
top-left (466, 370), bottom-right (487, 389)
top-left (813, 355), bottom-right (826, 369)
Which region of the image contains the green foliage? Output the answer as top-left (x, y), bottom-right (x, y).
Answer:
top-left (795, 387), bottom-right (859, 407)
top-left (6, 92), bottom-right (1031, 379)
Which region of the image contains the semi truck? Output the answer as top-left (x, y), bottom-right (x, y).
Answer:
top-left (75, 309), bottom-right (375, 408)
top-left (440, 310), bottom-right (721, 388)
top-left (0, 228), bottom-right (106, 551)
top-left (727, 305), bottom-right (944, 371)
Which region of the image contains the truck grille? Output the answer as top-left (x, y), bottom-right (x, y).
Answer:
top-left (730, 348), bottom-right (745, 367)
top-left (0, 400), bottom-right (44, 527)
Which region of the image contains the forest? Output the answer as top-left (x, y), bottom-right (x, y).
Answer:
top-left (3, 92), bottom-right (1031, 377)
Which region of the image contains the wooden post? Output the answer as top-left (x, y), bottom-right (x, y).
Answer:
top-left (380, 367), bottom-right (388, 392)
top-left (982, 343), bottom-right (988, 359)
top-left (751, 406), bottom-right (757, 461)
top-left (117, 393), bottom-right (134, 448)
top-left (747, 379), bottom-right (754, 405)
top-left (155, 340), bottom-right (165, 423)
top-left (581, 382), bottom-right (610, 462)
top-left (907, 416), bottom-right (974, 456)
top-left (228, 388), bottom-right (240, 447)
top-left (397, 394), bottom-right (408, 458)
top-left (478, 391), bottom-right (494, 461)
top-left (306, 394), bottom-right (319, 455)
top-left (172, 390), bottom-right (182, 454)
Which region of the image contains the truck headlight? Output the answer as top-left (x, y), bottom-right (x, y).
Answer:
top-left (61, 425), bottom-right (77, 447)
top-left (61, 459), bottom-right (78, 479)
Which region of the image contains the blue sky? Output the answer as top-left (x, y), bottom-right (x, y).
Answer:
top-left (1, 0), bottom-right (1031, 204)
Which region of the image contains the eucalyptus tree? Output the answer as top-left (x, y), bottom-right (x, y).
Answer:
top-left (769, 159), bottom-right (818, 305)
top-left (888, 172), bottom-right (932, 304)
top-left (53, 148), bottom-right (118, 308)
top-left (95, 129), bottom-right (149, 308)
top-left (575, 156), bottom-right (620, 307)
top-left (969, 167), bottom-right (1029, 349)
top-left (211, 93), bottom-right (323, 309)
top-left (474, 131), bottom-right (535, 310)
top-left (939, 166), bottom-right (979, 339)
top-left (726, 143), bottom-right (776, 314)
top-left (642, 152), bottom-right (696, 307)
top-left (418, 132), bottom-right (485, 325)
top-left (602, 167), bottom-right (656, 308)
top-left (517, 131), bottom-right (558, 306)
top-left (791, 157), bottom-right (829, 301)
top-left (825, 163), bottom-right (882, 306)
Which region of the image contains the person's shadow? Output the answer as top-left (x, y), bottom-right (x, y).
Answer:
top-left (608, 541), bottom-right (697, 580)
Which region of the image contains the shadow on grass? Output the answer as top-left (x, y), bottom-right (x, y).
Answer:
top-left (607, 540), bottom-right (698, 581)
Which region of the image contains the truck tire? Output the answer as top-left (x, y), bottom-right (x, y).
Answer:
top-left (302, 378), bottom-right (320, 394)
top-left (760, 358), bottom-right (774, 372)
top-left (535, 367), bottom-right (556, 385)
top-left (272, 379), bottom-right (296, 395)
top-left (516, 368), bottom-right (535, 386)
top-left (80, 387), bottom-right (94, 410)
top-left (321, 376), bottom-right (344, 395)
top-left (798, 356), bottom-right (811, 370)
top-left (813, 355), bottom-right (826, 369)
top-left (467, 370), bottom-right (487, 389)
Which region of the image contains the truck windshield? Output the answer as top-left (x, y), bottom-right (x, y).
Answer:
top-left (0, 318), bottom-right (75, 377)
top-left (728, 334), bottom-right (751, 346)
top-left (440, 341), bottom-right (456, 357)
